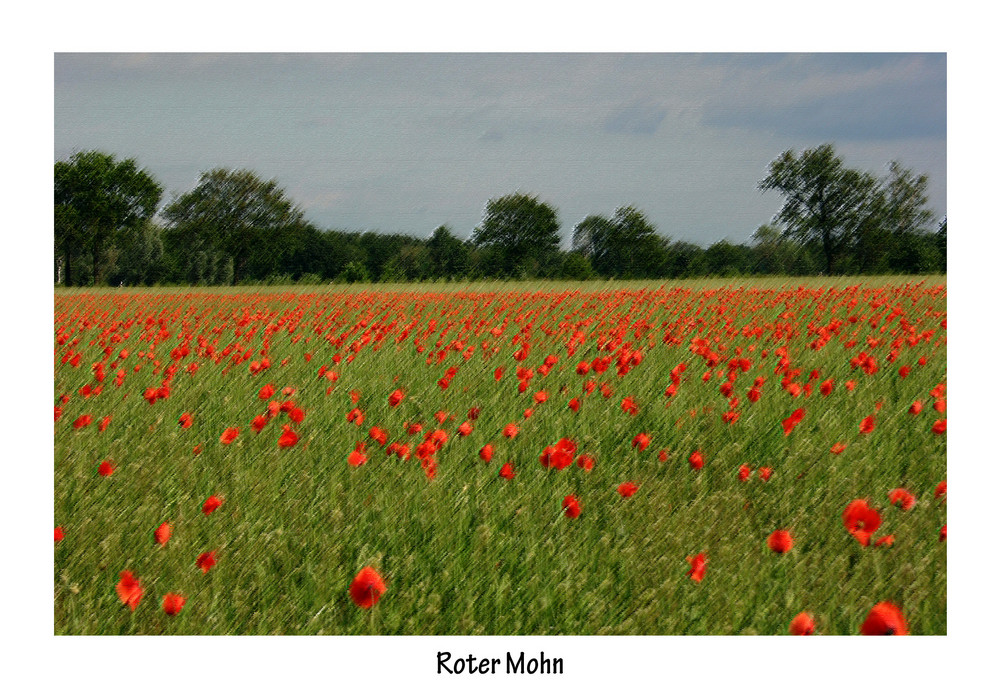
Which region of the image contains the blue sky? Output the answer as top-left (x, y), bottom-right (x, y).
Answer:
top-left (54, 53), bottom-right (945, 248)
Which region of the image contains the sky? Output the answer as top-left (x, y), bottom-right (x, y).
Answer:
top-left (54, 52), bottom-right (946, 249)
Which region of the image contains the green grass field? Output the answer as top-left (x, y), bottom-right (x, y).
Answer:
top-left (54, 277), bottom-right (946, 634)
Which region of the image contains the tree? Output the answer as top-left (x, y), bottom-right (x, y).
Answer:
top-left (573, 207), bottom-right (663, 278)
top-left (748, 224), bottom-right (817, 275)
top-left (704, 239), bottom-right (752, 276)
top-left (108, 218), bottom-right (167, 286)
top-left (54, 150), bottom-right (162, 285)
top-left (471, 192), bottom-right (561, 277)
top-left (427, 225), bottom-right (470, 279)
top-left (883, 161), bottom-right (935, 236)
top-left (759, 144), bottom-right (881, 275)
top-left (936, 216), bottom-right (947, 272)
top-left (571, 214), bottom-right (613, 261)
top-left (162, 169), bottom-right (306, 284)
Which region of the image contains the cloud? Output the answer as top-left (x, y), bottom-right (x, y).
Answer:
top-left (602, 102), bottom-right (669, 135)
top-left (697, 54), bottom-right (946, 141)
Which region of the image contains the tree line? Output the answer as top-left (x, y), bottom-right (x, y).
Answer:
top-left (54, 144), bottom-right (945, 286)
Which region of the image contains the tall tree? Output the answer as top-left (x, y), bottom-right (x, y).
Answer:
top-left (573, 207), bottom-right (663, 278)
top-left (759, 144), bottom-right (880, 275)
top-left (54, 151), bottom-right (162, 285)
top-left (883, 161), bottom-right (935, 235)
top-left (471, 192), bottom-right (560, 277)
top-left (162, 169), bottom-right (306, 284)
top-left (427, 225), bottom-right (470, 279)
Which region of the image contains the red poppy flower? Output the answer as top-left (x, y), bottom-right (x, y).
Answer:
top-left (502, 423), bottom-right (519, 439)
top-left (931, 419), bottom-right (946, 434)
top-left (657, 449), bottom-right (670, 462)
top-left (193, 443), bottom-right (202, 455)
top-left (258, 384), bottom-right (275, 400)
top-left (860, 602), bottom-right (908, 635)
top-left (178, 412), bottom-right (194, 429)
top-left (98, 415), bottom-right (112, 432)
top-left (568, 397), bottom-right (581, 412)
top-left (577, 454), bottom-right (595, 471)
top-left (620, 396), bottom-right (639, 415)
top-left (842, 499), bottom-right (881, 546)
top-left (830, 442), bottom-right (847, 454)
top-left (457, 421), bottom-right (473, 436)
top-left (220, 427), bottom-right (239, 445)
top-left (54, 526), bottom-right (64, 542)
top-left (789, 612), bottom-right (815, 635)
top-left (933, 398), bottom-right (946, 413)
top-left (349, 566), bottom-right (387, 609)
top-left (934, 481), bottom-right (946, 499)
top-left (286, 406), bottom-right (305, 424)
top-left (282, 386), bottom-right (295, 396)
top-left (369, 426), bottom-right (388, 446)
top-left (116, 570), bottom-right (144, 611)
top-left (494, 367), bottom-right (504, 381)
top-left (686, 552), bottom-right (707, 582)
top-left (781, 408), bottom-right (806, 436)
top-left (768, 529), bottom-right (793, 553)
top-left (348, 442), bottom-right (368, 466)
top-left (859, 415), bottom-right (876, 434)
top-left (688, 450), bottom-right (704, 471)
top-left (154, 521), bottom-right (172, 546)
top-left (278, 425), bottom-right (299, 448)
top-left (875, 535), bottom-right (895, 547)
top-left (251, 414), bottom-right (269, 433)
top-left (203, 495), bottom-right (223, 515)
top-left (819, 379), bottom-right (834, 396)
top-left (845, 380), bottom-right (856, 391)
top-left (909, 400), bottom-right (923, 415)
top-left (499, 462), bottom-right (516, 480)
top-left (617, 482), bottom-right (639, 498)
top-left (97, 460), bottom-right (114, 477)
top-left (562, 494), bottom-right (582, 518)
top-left (939, 524), bottom-right (946, 541)
top-left (196, 550), bottom-right (217, 574)
top-left (72, 414), bottom-right (92, 430)
top-left (738, 464), bottom-right (751, 482)
top-left (479, 444), bottom-right (494, 463)
top-left (888, 488), bottom-right (916, 511)
top-left (758, 466), bottom-right (773, 482)
top-left (632, 433), bottom-right (651, 451)
top-left (162, 593), bottom-right (186, 616)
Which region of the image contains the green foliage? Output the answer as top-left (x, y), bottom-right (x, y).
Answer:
top-left (54, 150), bottom-right (163, 285)
top-left (162, 169), bottom-right (306, 285)
top-left (427, 226), bottom-right (470, 279)
top-left (339, 260), bottom-right (371, 283)
top-left (559, 252), bottom-right (597, 280)
top-left (759, 145), bottom-right (940, 276)
top-left (472, 193), bottom-right (561, 277)
top-left (56, 149), bottom-right (944, 287)
top-left (575, 207), bottom-right (666, 279)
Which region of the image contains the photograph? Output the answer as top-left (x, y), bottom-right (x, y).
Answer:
top-left (45, 43), bottom-right (963, 682)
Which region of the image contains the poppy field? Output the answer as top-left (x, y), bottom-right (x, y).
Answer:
top-left (53, 278), bottom-right (946, 635)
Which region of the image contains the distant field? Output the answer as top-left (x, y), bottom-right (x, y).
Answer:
top-left (54, 277), bottom-right (946, 634)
